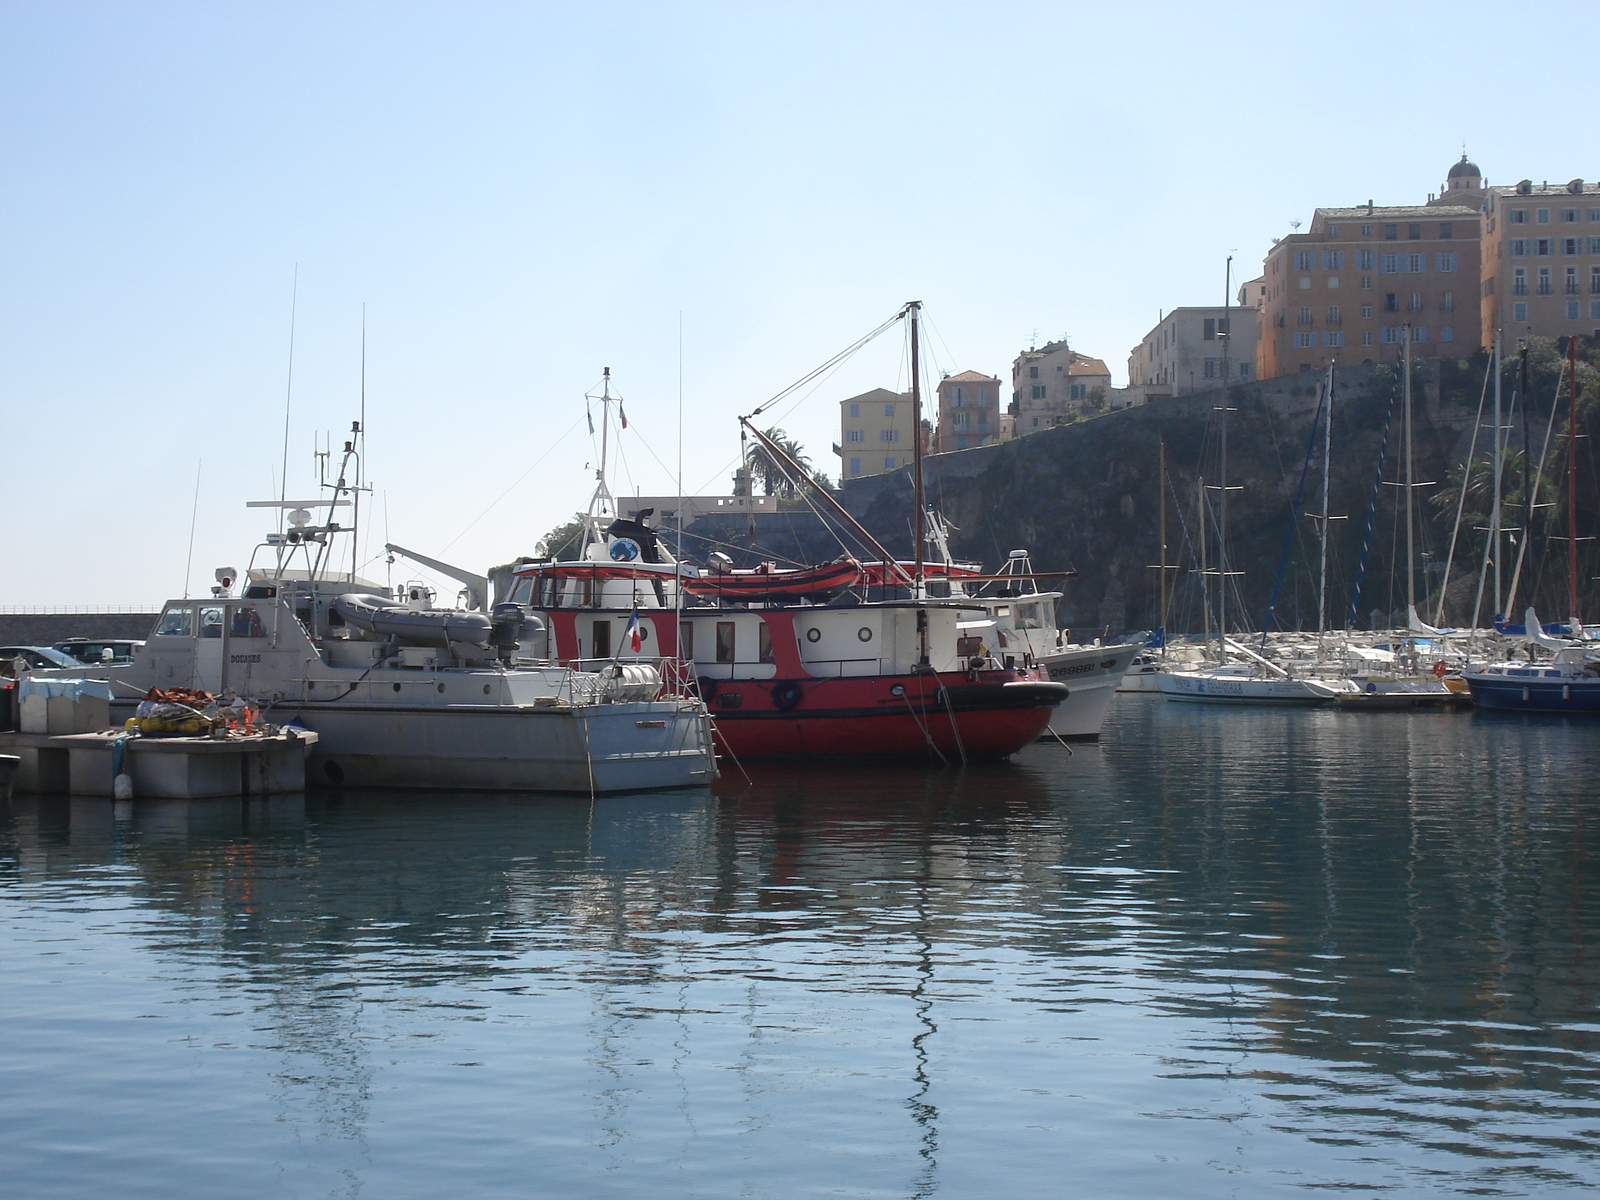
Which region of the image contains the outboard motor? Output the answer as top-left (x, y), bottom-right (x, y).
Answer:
top-left (490, 603), bottom-right (526, 665)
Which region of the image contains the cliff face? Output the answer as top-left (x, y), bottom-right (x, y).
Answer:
top-left (685, 353), bottom-right (1598, 634)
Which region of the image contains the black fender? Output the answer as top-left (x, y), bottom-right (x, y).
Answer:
top-left (771, 680), bottom-right (804, 711)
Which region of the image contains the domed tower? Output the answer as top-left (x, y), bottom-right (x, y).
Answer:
top-left (1445, 153), bottom-right (1482, 193)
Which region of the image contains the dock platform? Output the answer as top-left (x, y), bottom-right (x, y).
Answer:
top-left (0, 728), bottom-right (317, 798)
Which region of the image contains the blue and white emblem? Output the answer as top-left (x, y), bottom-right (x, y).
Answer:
top-left (608, 538), bottom-right (642, 562)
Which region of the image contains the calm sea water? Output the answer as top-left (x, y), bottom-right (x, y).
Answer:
top-left (2, 700), bottom-right (1598, 1199)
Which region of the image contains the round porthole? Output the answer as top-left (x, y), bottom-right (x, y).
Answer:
top-left (392, 682), bottom-right (402, 692)
top-left (437, 683), bottom-right (446, 693)
top-left (857, 627), bottom-right (873, 642)
top-left (483, 684), bottom-right (492, 695)
top-left (638, 626), bottom-right (650, 641)
top-left (890, 684), bottom-right (906, 697)
top-left (805, 628), bottom-right (821, 643)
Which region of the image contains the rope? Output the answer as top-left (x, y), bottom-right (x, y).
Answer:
top-left (900, 681), bottom-right (950, 768)
top-left (937, 679), bottom-right (968, 768)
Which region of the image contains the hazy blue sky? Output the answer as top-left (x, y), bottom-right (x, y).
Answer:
top-left (4, 1), bottom-right (1593, 606)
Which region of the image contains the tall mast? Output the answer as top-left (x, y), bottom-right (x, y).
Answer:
top-left (1490, 328), bottom-right (1503, 615)
top-left (908, 301), bottom-right (926, 592)
top-left (1158, 439), bottom-right (1169, 630)
top-left (1318, 363), bottom-right (1334, 641)
top-left (1403, 326), bottom-right (1416, 623)
top-left (1566, 334), bottom-right (1581, 625)
top-left (1217, 256), bottom-right (1232, 634)
top-left (1197, 474), bottom-right (1210, 645)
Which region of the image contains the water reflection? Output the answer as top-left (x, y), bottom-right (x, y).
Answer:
top-left (1, 703), bottom-right (1598, 1197)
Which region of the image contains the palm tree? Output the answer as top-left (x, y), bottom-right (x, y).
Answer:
top-left (746, 427), bottom-right (827, 498)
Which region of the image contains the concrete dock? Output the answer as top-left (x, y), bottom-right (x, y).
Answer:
top-left (0, 728), bottom-right (317, 798)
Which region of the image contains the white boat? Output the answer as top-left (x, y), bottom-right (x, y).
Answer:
top-left (1156, 664), bottom-right (1351, 705)
top-left (37, 444), bottom-right (716, 795)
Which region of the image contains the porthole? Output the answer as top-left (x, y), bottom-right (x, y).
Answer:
top-left (483, 684), bottom-right (492, 695)
top-left (857, 627), bottom-right (873, 642)
top-left (437, 683), bottom-right (446, 693)
top-left (805, 627), bottom-right (820, 643)
top-left (890, 684), bottom-right (905, 697)
top-left (393, 682), bottom-right (402, 692)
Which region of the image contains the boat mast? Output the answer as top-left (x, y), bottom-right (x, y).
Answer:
top-left (1217, 256), bottom-right (1232, 636)
top-left (1197, 474), bottom-right (1210, 645)
top-left (1565, 334), bottom-right (1581, 626)
top-left (1157, 439), bottom-right (1168, 631)
top-left (1403, 326), bottom-right (1416, 626)
top-left (1490, 328), bottom-right (1503, 616)
top-left (581, 368), bottom-right (620, 554)
top-left (1318, 363), bottom-right (1334, 644)
top-left (908, 300), bottom-right (926, 596)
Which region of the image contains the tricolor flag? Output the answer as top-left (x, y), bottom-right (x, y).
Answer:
top-left (626, 608), bottom-right (643, 652)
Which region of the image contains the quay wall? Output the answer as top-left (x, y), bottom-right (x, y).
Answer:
top-left (0, 613), bottom-right (160, 646)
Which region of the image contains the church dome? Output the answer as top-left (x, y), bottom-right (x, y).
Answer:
top-left (1448, 154), bottom-right (1480, 180)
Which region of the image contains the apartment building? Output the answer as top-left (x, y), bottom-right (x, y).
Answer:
top-left (935, 370), bottom-right (1001, 451)
top-left (1010, 341), bottom-right (1112, 433)
top-left (1126, 305), bottom-right (1259, 403)
top-left (1479, 177), bottom-right (1600, 343)
top-left (837, 387), bottom-right (916, 479)
top-left (1259, 198), bottom-right (1483, 378)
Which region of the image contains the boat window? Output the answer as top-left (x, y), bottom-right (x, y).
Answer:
top-left (758, 623), bottom-right (774, 664)
top-left (716, 622), bottom-right (736, 663)
top-left (199, 606), bottom-right (225, 638)
top-left (508, 577), bottom-right (533, 605)
top-left (679, 621), bottom-right (694, 659)
top-left (230, 607), bottom-right (266, 638)
top-left (993, 605), bottom-right (1011, 617)
top-left (592, 619), bottom-right (612, 659)
top-left (1016, 603), bottom-right (1045, 630)
top-left (154, 605), bottom-right (194, 637)
top-left (577, 577), bottom-right (594, 607)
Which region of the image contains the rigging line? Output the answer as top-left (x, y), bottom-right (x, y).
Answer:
top-left (1260, 380), bottom-right (1328, 647)
top-left (1454, 354), bottom-right (1497, 628)
top-left (742, 310), bottom-right (904, 421)
top-left (1505, 357), bottom-right (1569, 614)
top-left (1348, 384), bottom-right (1397, 630)
top-left (440, 413), bottom-right (587, 551)
top-left (277, 267), bottom-right (299, 533)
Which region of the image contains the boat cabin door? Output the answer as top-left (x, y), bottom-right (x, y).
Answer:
top-left (194, 603), bottom-right (227, 692)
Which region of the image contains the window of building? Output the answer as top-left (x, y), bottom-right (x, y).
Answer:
top-left (1238, 363), bottom-right (1253, 380)
top-left (1357, 249), bottom-right (1375, 269)
top-left (1361, 305), bottom-right (1373, 319)
top-left (1028, 365), bottom-right (1038, 379)
top-left (1566, 301), bottom-right (1581, 319)
top-left (1561, 237), bottom-right (1580, 256)
top-left (884, 402), bottom-right (896, 416)
top-left (1591, 209), bottom-right (1600, 222)
top-left (1408, 253), bottom-right (1425, 273)
top-left (885, 455), bottom-right (898, 469)
top-left (1435, 252), bottom-right (1457, 272)
top-left (1362, 330), bottom-right (1374, 346)
top-left (1563, 208), bottom-right (1579, 223)
top-left (1440, 326), bottom-right (1453, 342)
top-left (1328, 276), bottom-right (1340, 289)
top-left (1510, 210), bottom-right (1527, 224)
top-left (1328, 224), bottom-right (1341, 237)
top-left (1591, 266), bottom-right (1600, 294)
top-left (1592, 300), bottom-right (1600, 319)
top-left (715, 622), bottom-right (735, 663)
top-left (1589, 238), bottom-right (1600, 254)
top-left (1510, 239), bottom-right (1528, 256)
top-left (1408, 292), bottom-right (1423, 312)
top-left (1328, 305), bottom-right (1340, 323)
top-left (1384, 293), bottom-right (1398, 312)
top-left (880, 429), bottom-right (898, 442)
top-left (1440, 291), bottom-right (1454, 312)
top-left (1298, 306), bottom-right (1312, 325)
top-left (845, 429), bottom-right (864, 442)
top-left (1203, 358), bottom-right (1218, 378)
top-left (1361, 224), bottom-right (1373, 236)
top-left (1536, 209), bottom-right (1550, 224)
top-left (1384, 224), bottom-right (1398, 239)
top-left (849, 456), bottom-right (860, 475)
top-left (1513, 302), bottom-right (1528, 321)
top-left (1323, 250), bottom-right (1344, 270)
top-left (1293, 251), bottom-right (1315, 270)
top-left (1360, 275), bottom-right (1372, 289)
top-left (848, 403), bottom-right (860, 417)
top-left (1537, 238), bottom-right (1553, 256)
top-left (1513, 268), bottom-right (1528, 295)
top-left (1069, 383), bottom-right (1087, 400)
top-left (1294, 332), bottom-right (1314, 348)
top-left (1408, 224), bottom-right (1422, 239)
top-left (1299, 277), bottom-right (1311, 289)
top-left (1381, 254), bottom-right (1399, 274)
top-left (1380, 327), bottom-right (1402, 343)
top-left (1411, 327), bottom-right (1427, 342)
top-left (1203, 318), bottom-right (1216, 339)
top-left (1567, 267), bottom-right (1580, 294)
top-left (1439, 222), bottom-right (1453, 239)
top-left (1030, 385), bottom-right (1045, 400)
top-left (1538, 268), bottom-right (1553, 295)
top-left (1324, 331), bottom-right (1345, 347)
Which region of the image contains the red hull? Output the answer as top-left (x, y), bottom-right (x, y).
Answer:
top-left (701, 672), bottom-right (1059, 759)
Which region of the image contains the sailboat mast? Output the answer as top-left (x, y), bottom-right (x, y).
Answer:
top-left (908, 301), bottom-right (926, 592)
top-left (1566, 334), bottom-right (1581, 625)
top-left (1217, 256), bottom-right (1232, 635)
top-left (1491, 329), bottom-right (1503, 616)
top-left (600, 367), bottom-right (612, 490)
top-left (1197, 474), bottom-right (1210, 645)
top-left (1158, 439), bottom-right (1168, 630)
top-left (1318, 363), bottom-right (1333, 639)
top-left (1403, 327), bottom-right (1416, 621)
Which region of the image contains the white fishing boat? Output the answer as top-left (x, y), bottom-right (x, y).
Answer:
top-left (1157, 662), bottom-right (1352, 705)
top-left (37, 431), bottom-right (716, 795)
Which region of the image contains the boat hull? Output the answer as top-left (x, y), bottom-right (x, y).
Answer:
top-left (1035, 644), bottom-right (1138, 739)
top-left (704, 674), bottom-right (1063, 759)
top-left (1463, 674), bottom-right (1600, 714)
top-left (1156, 670), bottom-right (1343, 705)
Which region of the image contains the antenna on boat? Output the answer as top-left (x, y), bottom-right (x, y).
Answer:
top-left (581, 368), bottom-right (621, 556)
top-left (906, 300), bottom-right (926, 601)
top-left (354, 305), bottom-right (367, 581)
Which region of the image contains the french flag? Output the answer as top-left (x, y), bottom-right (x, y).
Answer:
top-left (625, 608), bottom-right (643, 653)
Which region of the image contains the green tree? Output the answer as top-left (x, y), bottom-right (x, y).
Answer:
top-left (747, 427), bottom-right (829, 497)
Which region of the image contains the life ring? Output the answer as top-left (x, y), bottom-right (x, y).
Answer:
top-left (771, 680), bottom-right (804, 711)
top-left (1431, 660), bottom-right (1448, 679)
top-left (695, 676), bottom-right (718, 700)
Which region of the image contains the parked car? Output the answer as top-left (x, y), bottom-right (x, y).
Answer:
top-left (52, 638), bottom-right (145, 664)
top-left (0, 645), bottom-right (83, 675)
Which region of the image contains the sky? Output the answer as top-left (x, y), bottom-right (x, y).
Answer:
top-left (4, 0), bottom-right (1595, 607)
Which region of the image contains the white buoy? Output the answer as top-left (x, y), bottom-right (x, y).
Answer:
top-left (113, 773), bottom-right (134, 801)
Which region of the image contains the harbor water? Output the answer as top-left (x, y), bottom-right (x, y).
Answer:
top-left (2, 699), bottom-right (1597, 1198)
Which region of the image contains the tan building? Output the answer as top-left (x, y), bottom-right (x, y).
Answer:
top-left (1477, 173), bottom-right (1600, 344)
top-left (837, 387), bottom-right (916, 479)
top-left (1009, 340), bottom-right (1112, 434)
top-left (935, 370), bottom-right (1001, 451)
top-left (1259, 196), bottom-right (1482, 378)
top-left (1126, 305), bottom-right (1259, 402)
